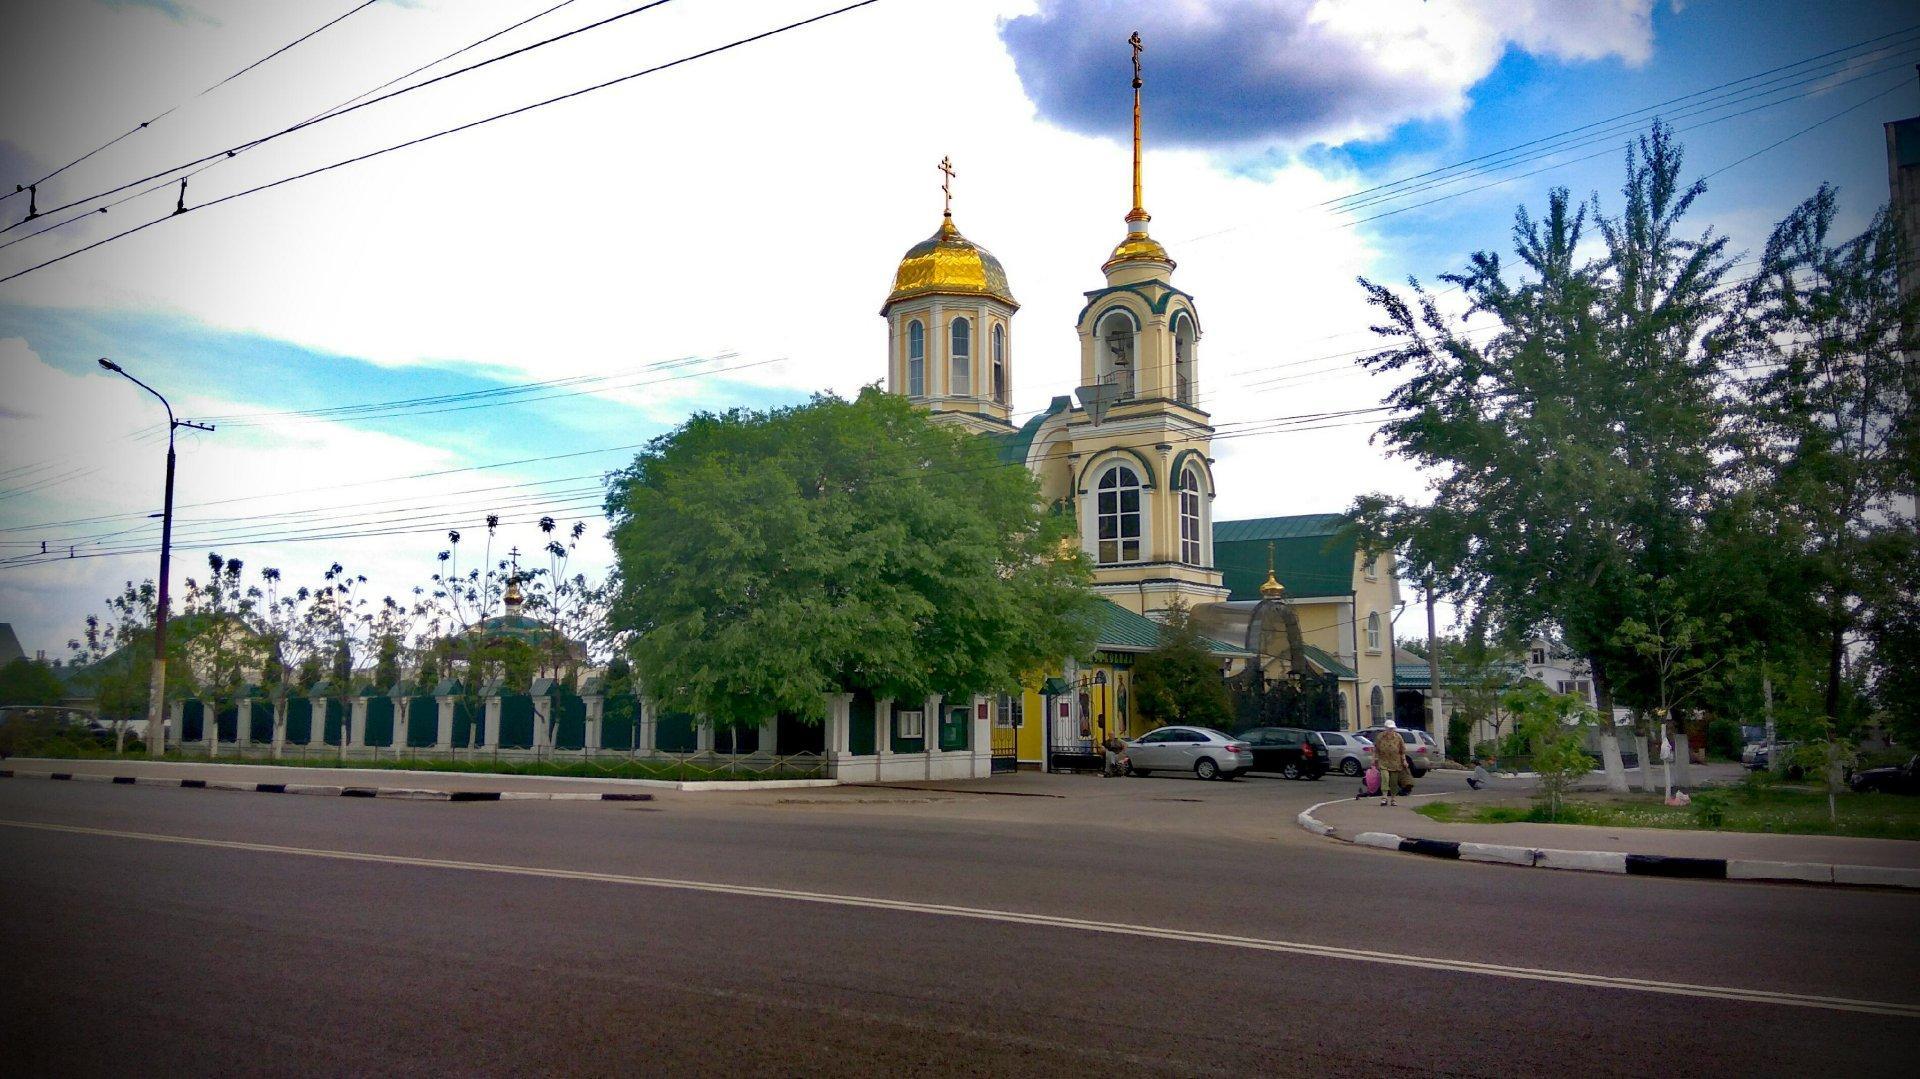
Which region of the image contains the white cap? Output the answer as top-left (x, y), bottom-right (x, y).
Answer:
top-left (1384, 719), bottom-right (1397, 728)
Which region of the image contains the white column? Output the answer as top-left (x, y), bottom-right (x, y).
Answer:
top-left (235, 698), bottom-right (252, 752)
top-left (971, 693), bottom-right (992, 778)
top-left (827, 694), bottom-right (853, 755)
top-left (308, 697), bottom-right (326, 746)
top-left (758, 714), bottom-right (779, 758)
top-left (923, 693), bottom-right (944, 779)
top-left (390, 696), bottom-right (407, 750)
top-left (875, 697), bottom-right (895, 777)
top-left (203, 701), bottom-right (218, 757)
top-left (166, 699), bottom-right (183, 750)
top-left (270, 699), bottom-right (286, 758)
top-left (348, 697), bottom-right (368, 749)
top-left (435, 697), bottom-right (455, 751)
top-left (638, 698), bottom-right (658, 756)
top-left (481, 696), bottom-right (500, 749)
top-left (695, 720), bottom-right (714, 755)
top-left (531, 695), bottom-right (551, 752)
top-left (584, 696), bottom-right (604, 753)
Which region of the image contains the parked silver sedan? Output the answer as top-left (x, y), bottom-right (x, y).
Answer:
top-left (1124, 726), bottom-right (1256, 781)
top-left (1318, 731), bottom-right (1375, 777)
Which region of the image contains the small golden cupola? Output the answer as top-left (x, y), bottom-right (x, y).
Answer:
top-left (1102, 30), bottom-right (1174, 281)
top-left (882, 157), bottom-right (1019, 433)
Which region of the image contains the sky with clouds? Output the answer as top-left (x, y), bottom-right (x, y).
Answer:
top-left (1, 0), bottom-right (1915, 655)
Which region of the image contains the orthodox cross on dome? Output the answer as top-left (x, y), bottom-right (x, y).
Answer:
top-left (504, 546), bottom-right (525, 611)
top-left (1127, 30), bottom-right (1148, 224)
top-left (939, 155), bottom-right (956, 218)
top-left (1260, 540), bottom-right (1286, 599)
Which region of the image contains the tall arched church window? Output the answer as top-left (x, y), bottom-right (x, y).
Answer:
top-left (1366, 611), bottom-right (1381, 651)
top-left (991, 324), bottom-right (1006, 405)
top-left (1095, 465), bottom-right (1142, 565)
top-left (1178, 467), bottom-right (1203, 565)
top-left (950, 317), bottom-right (972, 396)
top-left (1096, 309), bottom-right (1136, 400)
top-left (1173, 313), bottom-right (1197, 405)
top-left (907, 320), bottom-right (925, 397)
top-left (1369, 684), bottom-right (1385, 723)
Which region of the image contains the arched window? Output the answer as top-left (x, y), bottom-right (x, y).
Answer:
top-left (1366, 611), bottom-right (1381, 651)
top-left (991, 324), bottom-right (1006, 404)
top-left (1369, 684), bottom-right (1385, 723)
top-left (950, 317), bottom-right (971, 396)
top-left (1336, 693), bottom-right (1348, 729)
top-left (1096, 309), bottom-right (1136, 400)
top-left (1178, 467), bottom-right (1203, 565)
top-left (1173, 312), bottom-right (1196, 404)
top-left (1095, 465), bottom-right (1142, 565)
top-left (906, 320), bottom-right (925, 397)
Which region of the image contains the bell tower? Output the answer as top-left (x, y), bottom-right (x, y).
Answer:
top-left (881, 157), bottom-right (1018, 433)
top-left (1066, 31), bottom-right (1225, 616)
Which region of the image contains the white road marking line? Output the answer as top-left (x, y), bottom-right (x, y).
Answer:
top-left (4, 817), bottom-right (1914, 1019)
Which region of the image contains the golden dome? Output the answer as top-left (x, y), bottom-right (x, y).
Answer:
top-left (1102, 230), bottom-right (1175, 273)
top-left (884, 216), bottom-right (1018, 312)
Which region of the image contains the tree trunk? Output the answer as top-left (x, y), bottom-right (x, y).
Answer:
top-left (1670, 715), bottom-right (1694, 788)
top-left (1591, 660), bottom-right (1628, 792)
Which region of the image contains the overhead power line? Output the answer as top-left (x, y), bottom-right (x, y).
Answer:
top-left (0, 0), bottom-right (887, 286)
top-left (4, 1), bottom-right (383, 210)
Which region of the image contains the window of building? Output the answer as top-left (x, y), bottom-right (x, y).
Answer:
top-left (1178, 467), bottom-right (1202, 565)
top-left (1096, 309), bottom-right (1136, 400)
top-left (1365, 555), bottom-right (1379, 580)
top-left (991, 323), bottom-right (1006, 404)
top-left (1557, 680), bottom-right (1572, 694)
top-left (1095, 464), bottom-right (1143, 564)
top-left (1366, 611), bottom-right (1381, 652)
top-left (995, 695), bottom-right (1022, 728)
top-left (895, 709), bottom-right (925, 739)
top-left (1576, 679), bottom-right (1592, 699)
top-left (1172, 312), bottom-right (1196, 404)
top-left (1530, 647), bottom-right (1546, 666)
top-left (950, 317), bottom-right (971, 396)
top-left (906, 320), bottom-right (925, 397)
top-left (1369, 684), bottom-right (1385, 723)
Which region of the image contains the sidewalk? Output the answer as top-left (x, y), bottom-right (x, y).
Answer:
top-left (0, 757), bottom-right (836, 795)
top-left (1309, 788), bottom-right (1920, 870)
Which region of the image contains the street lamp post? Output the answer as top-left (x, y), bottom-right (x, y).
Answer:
top-left (100, 358), bottom-right (214, 758)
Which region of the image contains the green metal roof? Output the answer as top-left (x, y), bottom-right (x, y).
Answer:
top-left (1213, 514), bottom-right (1359, 600)
top-left (989, 395), bottom-right (1071, 466)
top-left (1299, 644), bottom-right (1355, 680)
top-left (1090, 599), bottom-right (1249, 656)
top-left (1393, 661), bottom-right (1527, 690)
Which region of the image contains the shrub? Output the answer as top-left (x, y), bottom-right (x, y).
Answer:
top-left (1691, 791), bottom-right (1729, 828)
top-left (1705, 717), bottom-right (1743, 760)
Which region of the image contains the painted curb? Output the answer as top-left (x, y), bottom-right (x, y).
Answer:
top-left (1296, 798), bottom-right (1918, 890)
top-left (4, 757), bottom-right (837, 793)
top-left (0, 769), bottom-right (653, 803)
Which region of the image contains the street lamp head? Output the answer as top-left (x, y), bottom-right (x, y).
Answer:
top-left (98, 357), bottom-right (121, 372)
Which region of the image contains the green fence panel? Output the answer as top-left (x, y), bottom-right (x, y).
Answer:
top-left (552, 694), bottom-right (586, 750)
top-left (249, 706), bottom-right (274, 744)
top-left (498, 695), bottom-right (534, 749)
top-left (849, 694), bottom-right (875, 756)
top-left (777, 711), bottom-right (825, 755)
top-left (406, 697), bottom-right (438, 748)
top-left (939, 704), bottom-right (969, 752)
top-left (714, 725), bottom-right (758, 755)
top-left (285, 698), bottom-right (312, 744)
top-left (451, 699), bottom-right (480, 747)
top-left (656, 711), bottom-right (697, 753)
top-left (322, 700), bottom-right (346, 745)
top-left (181, 701), bottom-right (204, 743)
top-left (602, 696), bottom-right (637, 750)
top-left (364, 697), bottom-right (395, 747)
top-left (215, 705), bottom-right (238, 743)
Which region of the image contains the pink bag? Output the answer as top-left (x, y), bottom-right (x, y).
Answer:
top-left (1361, 766), bottom-right (1380, 796)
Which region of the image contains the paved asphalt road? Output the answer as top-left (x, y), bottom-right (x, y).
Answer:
top-left (1, 773), bottom-right (1915, 1076)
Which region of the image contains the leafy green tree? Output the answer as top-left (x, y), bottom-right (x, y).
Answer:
top-left (604, 388), bottom-right (1096, 730)
top-left (0, 658), bottom-right (65, 708)
top-left (1349, 123), bottom-right (1738, 792)
top-left (68, 580), bottom-right (191, 752)
top-left (1134, 600), bottom-right (1232, 728)
top-left (1503, 681), bottom-right (1595, 820)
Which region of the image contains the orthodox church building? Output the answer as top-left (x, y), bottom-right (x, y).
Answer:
top-left (873, 38), bottom-right (1396, 772)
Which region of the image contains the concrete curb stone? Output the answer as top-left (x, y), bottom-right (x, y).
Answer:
top-left (1298, 797), bottom-right (1916, 890)
top-left (0, 768), bottom-right (654, 803)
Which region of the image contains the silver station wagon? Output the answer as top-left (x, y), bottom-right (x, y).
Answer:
top-left (1123, 726), bottom-right (1256, 781)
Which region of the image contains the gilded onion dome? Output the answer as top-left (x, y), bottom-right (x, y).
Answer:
top-left (883, 215), bottom-right (1018, 312)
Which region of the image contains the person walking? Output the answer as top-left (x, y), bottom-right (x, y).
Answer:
top-left (1374, 720), bottom-right (1409, 807)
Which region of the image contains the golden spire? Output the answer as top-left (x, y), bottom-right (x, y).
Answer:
top-left (1259, 541), bottom-right (1285, 599)
top-left (1127, 31), bottom-right (1147, 224)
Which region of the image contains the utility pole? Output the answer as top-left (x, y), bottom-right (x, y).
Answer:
top-left (100, 358), bottom-right (214, 758)
top-left (1426, 582), bottom-right (1443, 756)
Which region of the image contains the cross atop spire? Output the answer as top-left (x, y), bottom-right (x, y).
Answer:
top-left (504, 547), bottom-right (525, 611)
top-left (938, 155), bottom-right (956, 218)
top-left (1260, 540), bottom-right (1286, 599)
top-left (1127, 30), bottom-right (1148, 225)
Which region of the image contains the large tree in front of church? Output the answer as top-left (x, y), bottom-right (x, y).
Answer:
top-left (604, 388), bottom-right (1098, 729)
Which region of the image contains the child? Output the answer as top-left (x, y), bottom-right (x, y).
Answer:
top-left (1357, 765), bottom-right (1381, 800)
top-left (1467, 760), bottom-right (1492, 791)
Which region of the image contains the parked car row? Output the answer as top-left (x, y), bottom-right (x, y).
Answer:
top-left (1122, 725), bottom-right (1438, 782)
